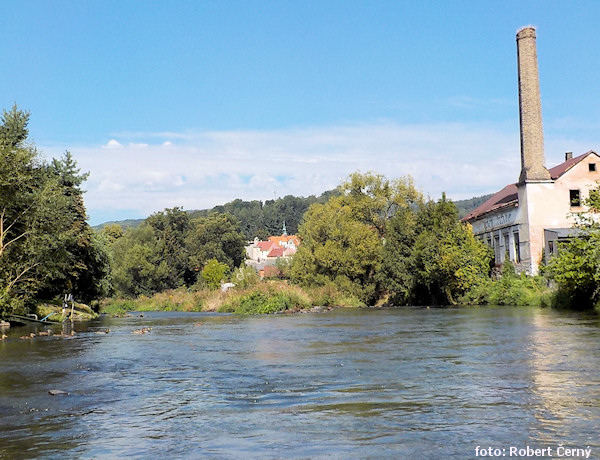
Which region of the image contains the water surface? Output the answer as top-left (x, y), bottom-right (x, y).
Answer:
top-left (0, 307), bottom-right (598, 458)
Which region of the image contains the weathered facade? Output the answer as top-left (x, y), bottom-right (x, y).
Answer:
top-left (463, 27), bottom-right (600, 274)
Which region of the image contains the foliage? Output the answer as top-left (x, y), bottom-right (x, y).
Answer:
top-left (541, 187), bottom-right (600, 310)
top-left (542, 229), bottom-right (600, 309)
top-left (290, 197), bottom-right (384, 304)
top-left (460, 263), bottom-right (550, 307)
top-left (147, 207), bottom-right (193, 288)
top-left (290, 173), bottom-right (494, 306)
top-left (110, 224), bottom-right (170, 297)
top-left (187, 213), bottom-right (246, 270)
top-left (201, 259), bottom-right (229, 290)
top-left (290, 172), bottom-right (423, 304)
top-left (219, 283), bottom-right (311, 314)
top-left (231, 265), bottom-right (260, 289)
top-left (0, 105), bottom-right (109, 315)
top-left (376, 206), bottom-right (418, 305)
top-left (409, 195), bottom-right (492, 305)
top-left (190, 190), bottom-right (339, 239)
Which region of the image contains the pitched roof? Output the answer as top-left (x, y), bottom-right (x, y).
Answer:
top-left (462, 150), bottom-right (598, 222)
top-left (257, 241), bottom-right (277, 251)
top-left (462, 183), bottom-right (518, 221)
top-left (549, 150), bottom-right (597, 179)
top-left (268, 234), bottom-right (300, 246)
top-left (267, 247), bottom-right (285, 258)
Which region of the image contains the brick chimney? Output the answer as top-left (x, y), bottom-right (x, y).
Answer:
top-left (516, 27), bottom-right (551, 183)
top-left (565, 151), bottom-right (573, 161)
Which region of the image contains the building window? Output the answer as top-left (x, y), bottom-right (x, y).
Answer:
top-left (513, 232), bottom-right (520, 263)
top-left (548, 240), bottom-right (555, 255)
top-left (590, 163), bottom-right (597, 172)
top-left (570, 189), bottom-right (581, 207)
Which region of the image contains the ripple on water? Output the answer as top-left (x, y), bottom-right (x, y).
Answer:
top-left (0, 307), bottom-right (598, 458)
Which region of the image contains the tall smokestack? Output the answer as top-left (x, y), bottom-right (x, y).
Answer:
top-left (516, 27), bottom-right (551, 183)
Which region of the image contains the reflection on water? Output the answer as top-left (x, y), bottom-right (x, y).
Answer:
top-left (0, 307), bottom-right (598, 458)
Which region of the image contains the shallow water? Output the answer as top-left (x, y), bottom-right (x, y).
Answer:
top-left (0, 307), bottom-right (598, 459)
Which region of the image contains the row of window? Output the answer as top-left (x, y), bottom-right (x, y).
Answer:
top-left (484, 231), bottom-right (521, 264)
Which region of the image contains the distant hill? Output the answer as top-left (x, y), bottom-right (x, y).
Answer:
top-left (454, 193), bottom-right (493, 219)
top-left (93, 218), bottom-right (146, 230)
top-left (94, 191), bottom-right (493, 235)
top-left (93, 189), bottom-right (339, 239)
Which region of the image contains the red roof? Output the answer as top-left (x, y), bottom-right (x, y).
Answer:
top-left (463, 150), bottom-right (598, 222)
top-left (549, 151), bottom-right (594, 179)
top-left (267, 247), bottom-right (285, 258)
top-left (462, 183), bottom-right (518, 221)
top-left (257, 241), bottom-right (276, 251)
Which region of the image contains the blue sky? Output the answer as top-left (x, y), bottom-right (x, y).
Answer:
top-left (3, 1), bottom-right (600, 225)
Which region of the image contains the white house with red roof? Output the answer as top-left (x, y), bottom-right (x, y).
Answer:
top-left (463, 27), bottom-right (599, 275)
top-left (245, 233), bottom-right (301, 276)
top-left (464, 151), bottom-right (600, 274)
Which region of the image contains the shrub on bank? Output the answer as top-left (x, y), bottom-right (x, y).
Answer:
top-left (460, 263), bottom-right (551, 307)
top-left (99, 280), bottom-right (367, 317)
top-left (218, 282), bottom-right (311, 314)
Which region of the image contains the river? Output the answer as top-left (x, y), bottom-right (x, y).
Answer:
top-left (0, 306), bottom-right (598, 459)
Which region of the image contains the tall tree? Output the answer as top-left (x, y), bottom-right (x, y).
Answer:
top-left (290, 172), bottom-right (423, 304)
top-left (38, 151), bottom-right (110, 302)
top-left (110, 225), bottom-right (169, 297)
top-left (147, 207), bottom-right (193, 288)
top-left (186, 213), bottom-right (246, 271)
top-left (409, 195), bottom-right (492, 305)
top-left (0, 107), bottom-right (70, 313)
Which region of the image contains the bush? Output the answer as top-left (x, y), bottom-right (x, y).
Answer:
top-left (201, 259), bottom-right (229, 290)
top-left (219, 282), bottom-right (311, 314)
top-left (460, 267), bottom-right (550, 307)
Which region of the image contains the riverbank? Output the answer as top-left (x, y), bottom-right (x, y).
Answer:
top-left (99, 281), bottom-right (364, 316)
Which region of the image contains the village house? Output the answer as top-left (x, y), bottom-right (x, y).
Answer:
top-left (244, 230), bottom-right (301, 277)
top-left (463, 27), bottom-right (599, 275)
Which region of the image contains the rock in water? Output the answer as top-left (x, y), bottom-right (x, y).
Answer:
top-left (48, 389), bottom-right (68, 396)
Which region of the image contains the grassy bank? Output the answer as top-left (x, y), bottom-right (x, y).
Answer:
top-left (99, 281), bottom-right (364, 316)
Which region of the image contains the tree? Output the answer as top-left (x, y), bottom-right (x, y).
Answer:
top-left (146, 207), bottom-right (193, 288)
top-left (186, 213), bottom-right (246, 271)
top-left (543, 188), bottom-right (600, 309)
top-left (409, 195), bottom-right (492, 305)
top-left (290, 197), bottom-right (383, 304)
top-left (38, 151), bottom-right (110, 302)
top-left (110, 225), bottom-right (170, 297)
top-left (201, 259), bottom-right (229, 290)
top-left (339, 171), bottom-right (423, 237)
top-left (290, 172), bottom-right (423, 304)
top-left (376, 206), bottom-right (418, 305)
top-left (0, 106), bottom-right (70, 314)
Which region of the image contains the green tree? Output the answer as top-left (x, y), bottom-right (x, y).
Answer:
top-left (410, 195), bottom-right (492, 305)
top-left (38, 151), bottom-right (110, 302)
top-left (201, 259), bottom-right (229, 290)
top-left (110, 225), bottom-right (169, 297)
top-left (376, 206), bottom-right (418, 305)
top-left (187, 213), bottom-right (246, 271)
top-left (0, 106), bottom-right (71, 314)
top-left (543, 190), bottom-right (600, 309)
top-left (290, 172), bottom-right (423, 304)
top-left (290, 197), bottom-right (384, 303)
top-left (147, 207), bottom-right (193, 288)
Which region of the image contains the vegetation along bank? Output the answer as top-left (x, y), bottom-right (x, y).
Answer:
top-left (2, 106), bottom-right (599, 321)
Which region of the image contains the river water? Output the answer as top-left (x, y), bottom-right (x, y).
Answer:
top-left (0, 306), bottom-right (598, 459)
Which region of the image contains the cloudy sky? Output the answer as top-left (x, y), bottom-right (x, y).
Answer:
top-left (3, 1), bottom-right (600, 225)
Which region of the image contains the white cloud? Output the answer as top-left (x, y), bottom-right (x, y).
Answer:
top-left (104, 139), bottom-right (122, 149)
top-left (40, 120), bottom-right (600, 225)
